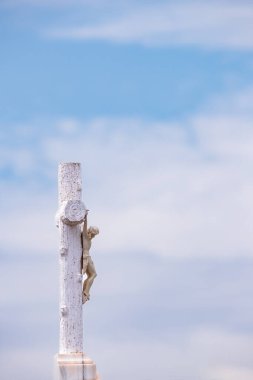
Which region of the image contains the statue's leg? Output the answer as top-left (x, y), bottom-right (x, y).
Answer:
top-left (83, 258), bottom-right (97, 299)
top-left (82, 258), bottom-right (89, 303)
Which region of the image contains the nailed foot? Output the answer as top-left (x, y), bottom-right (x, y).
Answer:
top-left (82, 293), bottom-right (90, 304)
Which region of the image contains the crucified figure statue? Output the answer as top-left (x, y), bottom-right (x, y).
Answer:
top-left (81, 213), bottom-right (99, 304)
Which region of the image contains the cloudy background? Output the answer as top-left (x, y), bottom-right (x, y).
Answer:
top-left (1, 1), bottom-right (253, 379)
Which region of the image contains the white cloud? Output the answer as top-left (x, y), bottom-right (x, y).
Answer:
top-left (0, 148), bottom-right (35, 175)
top-left (42, 114), bottom-right (253, 258)
top-left (1, 307), bottom-right (253, 380)
top-left (0, 348), bottom-right (54, 380)
top-left (46, 1), bottom-right (253, 49)
top-left (0, 184), bottom-right (57, 253)
top-left (208, 367), bottom-right (253, 380)
top-left (203, 86), bottom-right (253, 117)
top-left (1, 227), bottom-right (253, 380)
top-left (1, 87), bottom-right (253, 258)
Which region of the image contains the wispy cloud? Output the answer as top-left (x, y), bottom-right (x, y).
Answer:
top-left (45, 1), bottom-right (253, 49)
top-left (45, 116), bottom-right (253, 258)
top-left (1, 87), bottom-right (253, 258)
top-left (1, 247), bottom-right (253, 379)
top-left (2, 315), bottom-right (253, 380)
top-left (209, 366), bottom-right (253, 380)
top-left (1, 97), bottom-right (253, 377)
top-left (91, 328), bottom-right (253, 380)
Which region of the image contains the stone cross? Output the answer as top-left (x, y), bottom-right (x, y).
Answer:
top-left (55, 162), bottom-right (99, 380)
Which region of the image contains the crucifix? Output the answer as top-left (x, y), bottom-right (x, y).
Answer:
top-left (55, 162), bottom-right (100, 380)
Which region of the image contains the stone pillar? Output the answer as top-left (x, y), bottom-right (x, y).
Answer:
top-left (55, 162), bottom-right (99, 380)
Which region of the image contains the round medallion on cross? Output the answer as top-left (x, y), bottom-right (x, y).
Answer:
top-left (60, 200), bottom-right (87, 226)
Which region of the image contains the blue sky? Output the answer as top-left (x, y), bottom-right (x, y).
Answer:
top-left (1, 1), bottom-right (253, 380)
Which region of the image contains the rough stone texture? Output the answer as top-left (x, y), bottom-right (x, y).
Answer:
top-left (56, 163), bottom-right (100, 380)
top-left (58, 163), bottom-right (84, 354)
top-left (60, 200), bottom-right (86, 226)
top-left (55, 354), bottom-right (99, 380)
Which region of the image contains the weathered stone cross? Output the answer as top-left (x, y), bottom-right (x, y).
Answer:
top-left (55, 162), bottom-right (99, 380)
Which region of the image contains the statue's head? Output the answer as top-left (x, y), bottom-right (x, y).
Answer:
top-left (87, 226), bottom-right (99, 239)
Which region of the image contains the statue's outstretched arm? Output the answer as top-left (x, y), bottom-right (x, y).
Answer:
top-left (82, 213), bottom-right (88, 238)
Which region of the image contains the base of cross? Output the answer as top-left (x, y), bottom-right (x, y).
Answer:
top-left (55, 353), bottom-right (100, 380)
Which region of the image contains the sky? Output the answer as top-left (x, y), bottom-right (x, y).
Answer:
top-left (0, 1), bottom-right (253, 379)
